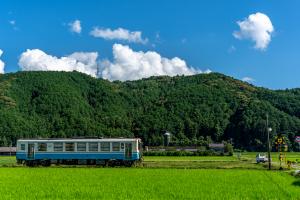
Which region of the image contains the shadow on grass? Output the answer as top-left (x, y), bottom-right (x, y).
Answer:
top-left (292, 180), bottom-right (300, 187)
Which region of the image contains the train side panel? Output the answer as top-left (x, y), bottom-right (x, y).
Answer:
top-left (16, 152), bottom-right (140, 160)
top-left (16, 138), bottom-right (142, 163)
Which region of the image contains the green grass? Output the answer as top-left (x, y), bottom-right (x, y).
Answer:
top-left (142, 154), bottom-right (257, 169)
top-left (143, 152), bottom-right (300, 161)
top-left (143, 156), bottom-right (238, 161)
top-left (0, 168), bottom-right (299, 200)
top-left (1, 152), bottom-right (299, 169)
top-left (143, 152), bottom-right (300, 169)
top-left (0, 155), bottom-right (299, 199)
top-left (0, 156), bottom-right (16, 166)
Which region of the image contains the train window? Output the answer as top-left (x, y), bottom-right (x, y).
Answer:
top-left (65, 143), bottom-right (75, 152)
top-left (20, 144), bottom-right (25, 151)
top-left (77, 142), bottom-right (86, 152)
top-left (89, 142), bottom-right (98, 152)
top-left (112, 142), bottom-right (120, 151)
top-left (54, 143), bottom-right (63, 151)
top-left (38, 143), bottom-right (47, 151)
top-left (100, 142), bottom-right (110, 151)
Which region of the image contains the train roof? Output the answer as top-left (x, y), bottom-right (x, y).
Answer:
top-left (17, 138), bottom-right (141, 143)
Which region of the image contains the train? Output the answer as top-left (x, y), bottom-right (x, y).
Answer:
top-left (16, 138), bottom-right (142, 166)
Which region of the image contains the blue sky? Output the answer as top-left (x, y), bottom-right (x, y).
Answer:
top-left (0, 0), bottom-right (300, 89)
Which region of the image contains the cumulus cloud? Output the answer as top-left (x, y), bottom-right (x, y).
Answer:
top-left (242, 77), bottom-right (255, 83)
top-left (233, 12), bottom-right (274, 50)
top-left (18, 44), bottom-right (209, 81)
top-left (0, 50), bottom-right (5, 74)
top-left (100, 44), bottom-right (202, 81)
top-left (69, 20), bottom-right (81, 34)
top-left (9, 20), bottom-right (16, 25)
top-left (18, 49), bottom-right (98, 77)
top-left (8, 20), bottom-right (18, 30)
top-left (90, 28), bottom-right (148, 44)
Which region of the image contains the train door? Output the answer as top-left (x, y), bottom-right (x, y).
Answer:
top-left (125, 143), bottom-right (132, 160)
top-left (27, 143), bottom-right (35, 160)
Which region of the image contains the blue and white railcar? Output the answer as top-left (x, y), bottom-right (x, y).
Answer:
top-left (16, 138), bottom-right (142, 166)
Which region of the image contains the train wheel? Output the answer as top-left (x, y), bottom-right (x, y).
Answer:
top-left (95, 160), bottom-right (106, 166)
top-left (25, 160), bottom-right (32, 167)
top-left (104, 160), bottom-right (109, 167)
top-left (124, 161), bottom-right (133, 167)
top-left (33, 160), bottom-right (39, 167)
top-left (115, 160), bottom-right (122, 166)
top-left (41, 160), bottom-right (51, 167)
top-left (72, 159), bottom-right (78, 165)
top-left (26, 160), bottom-right (38, 167)
top-left (55, 159), bottom-right (61, 165)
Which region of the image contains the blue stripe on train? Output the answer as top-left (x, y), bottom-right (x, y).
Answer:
top-left (16, 152), bottom-right (140, 161)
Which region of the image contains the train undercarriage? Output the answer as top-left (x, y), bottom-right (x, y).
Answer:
top-left (17, 159), bottom-right (142, 167)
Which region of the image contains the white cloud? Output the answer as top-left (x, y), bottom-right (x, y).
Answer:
top-left (99, 44), bottom-right (205, 81)
top-left (233, 12), bottom-right (274, 50)
top-left (242, 77), bottom-right (255, 83)
top-left (18, 44), bottom-right (209, 81)
top-left (8, 20), bottom-right (18, 30)
top-left (203, 69), bottom-right (212, 74)
top-left (9, 20), bottom-right (16, 25)
top-left (0, 50), bottom-right (5, 74)
top-left (90, 28), bottom-right (148, 44)
top-left (18, 49), bottom-right (98, 77)
top-left (69, 20), bottom-right (81, 34)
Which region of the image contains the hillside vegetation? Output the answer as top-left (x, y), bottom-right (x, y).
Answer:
top-left (0, 71), bottom-right (300, 150)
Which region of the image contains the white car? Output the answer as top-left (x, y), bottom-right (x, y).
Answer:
top-left (256, 154), bottom-right (268, 163)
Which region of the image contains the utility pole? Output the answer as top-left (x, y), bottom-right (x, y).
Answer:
top-left (266, 114), bottom-right (271, 170)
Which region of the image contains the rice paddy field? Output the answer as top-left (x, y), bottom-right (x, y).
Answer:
top-left (142, 152), bottom-right (300, 169)
top-left (0, 168), bottom-right (299, 200)
top-left (0, 153), bottom-right (299, 199)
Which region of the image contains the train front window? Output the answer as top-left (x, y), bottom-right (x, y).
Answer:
top-left (38, 143), bottom-right (47, 151)
top-left (112, 142), bottom-right (120, 151)
top-left (65, 143), bottom-right (75, 152)
top-left (100, 142), bottom-right (110, 151)
top-left (20, 144), bottom-right (25, 151)
top-left (89, 142), bottom-right (98, 152)
top-left (54, 143), bottom-right (63, 152)
top-left (77, 142), bottom-right (86, 152)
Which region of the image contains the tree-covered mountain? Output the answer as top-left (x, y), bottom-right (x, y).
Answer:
top-left (0, 71), bottom-right (299, 151)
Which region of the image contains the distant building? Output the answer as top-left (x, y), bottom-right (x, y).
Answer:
top-left (0, 147), bottom-right (16, 156)
top-left (208, 143), bottom-right (224, 152)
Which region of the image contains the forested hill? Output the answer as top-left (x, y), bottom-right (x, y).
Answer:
top-left (0, 71), bottom-right (300, 150)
